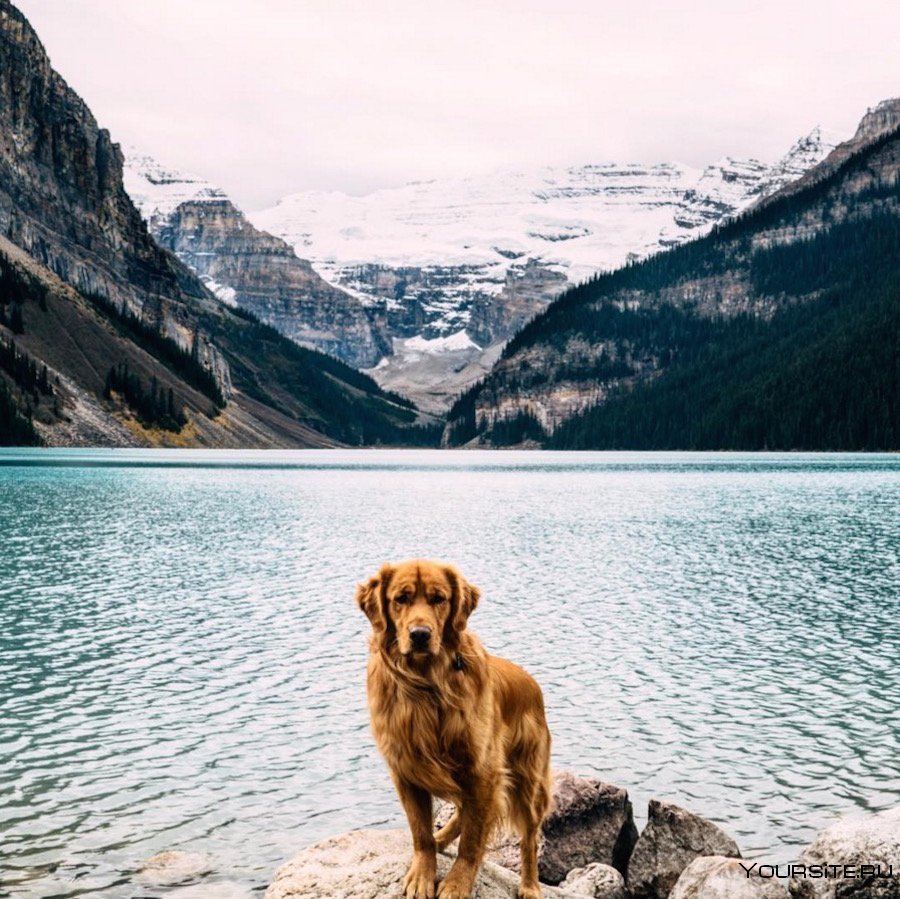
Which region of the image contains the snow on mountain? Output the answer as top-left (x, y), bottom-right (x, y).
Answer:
top-left (124, 129), bottom-right (837, 412)
top-left (122, 149), bottom-right (391, 370)
top-left (122, 149), bottom-right (228, 231)
top-left (251, 128), bottom-right (837, 329)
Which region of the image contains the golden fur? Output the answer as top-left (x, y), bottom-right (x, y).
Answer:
top-left (356, 559), bottom-right (552, 899)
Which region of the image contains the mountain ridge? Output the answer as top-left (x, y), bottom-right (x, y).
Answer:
top-left (442, 100), bottom-right (900, 449)
top-left (0, 0), bottom-right (425, 448)
top-left (124, 151), bottom-right (391, 369)
top-left (248, 129), bottom-right (836, 408)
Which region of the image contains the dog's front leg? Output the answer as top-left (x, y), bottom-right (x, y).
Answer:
top-left (437, 778), bottom-right (497, 899)
top-left (394, 777), bottom-right (437, 899)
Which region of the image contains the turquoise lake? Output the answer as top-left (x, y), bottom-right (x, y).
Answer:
top-left (1, 449), bottom-right (898, 897)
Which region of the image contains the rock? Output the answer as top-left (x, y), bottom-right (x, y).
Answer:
top-left (539, 773), bottom-right (639, 883)
top-left (560, 862), bottom-right (627, 898)
top-left (670, 856), bottom-right (788, 898)
top-left (136, 850), bottom-right (212, 886)
top-left (265, 828), bottom-right (590, 899)
top-left (436, 772), bottom-right (638, 885)
top-left (790, 806), bottom-right (900, 899)
top-left (167, 883), bottom-right (254, 899)
top-left (625, 800), bottom-right (741, 899)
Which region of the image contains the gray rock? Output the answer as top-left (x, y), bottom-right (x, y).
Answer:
top-left (626, 800), bottom-right (741, 899)
top-left (790, 806), bottom-right (900, 899)
top-left (265, 828), bottom-right (591, 899)
top-left (136, 850), bottom-right (212, 886)
top-left (670, 856), bottom-right (788, 899)
top-left (456, 772), bottom-right (637, 885)
top-left (151, 196), bottom-right (391, 369)
top-left (560, 862), bottom-right (627, 898)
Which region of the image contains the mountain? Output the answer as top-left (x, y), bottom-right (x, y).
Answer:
top-left (250, 131), bottom-right (835, 410)
top-left (443, 99), bottom-right (900, 450)
top-left (123, 152), bottom-right (390, 369)
top-left (0, 1), bottom-right (426, 448)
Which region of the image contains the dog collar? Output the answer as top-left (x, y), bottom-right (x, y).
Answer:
top-left (453, 653), bottom-right (465, 671)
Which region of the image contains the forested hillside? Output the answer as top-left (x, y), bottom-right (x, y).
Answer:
top-left (551, 213), bottom-right (899, 449)
top-left (445, 110), bottom-right (900, 450)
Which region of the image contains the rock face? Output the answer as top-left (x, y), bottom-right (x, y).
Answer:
top-left (762, 98), bottom-right (900, 206)
top-left (166, 885), bottom-right (253, 899)
top-left (251, 133), bottom-right (833, 408)
top-left (435, 773), bottom-right (637, 885)
top-left (625, 800), bottom-right (741, 899)
top-left (0, 2), bottom-right (418, 447)
top-left (538, 773), bottom-right (638, 883)
top-left (264, 829), bottom-right (588, 899)
top-left (670, 857), bottom-right (788, 899)
top-left (560, 863), bottom-right (627, 899)
top-left (0, 3), bottom-right (228, 386)
top-left (124, 153), bottom-right (390, 368)
top-left (790, 806), bottom-right (900, 899)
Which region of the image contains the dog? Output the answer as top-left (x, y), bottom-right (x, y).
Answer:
top-left (356, 559), bottom-right (552, 899)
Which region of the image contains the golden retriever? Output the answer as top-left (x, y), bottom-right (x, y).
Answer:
top-left (356, 559), bottom-right (552, 899)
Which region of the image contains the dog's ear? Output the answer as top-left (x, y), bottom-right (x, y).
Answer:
top-left (356, 563), bottom-right (394, 633)
top-left (445, 565), bottom-right (480, 635)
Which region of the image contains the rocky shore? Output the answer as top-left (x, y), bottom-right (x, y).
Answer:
top-left (141, 772), bottom-right (899, 899)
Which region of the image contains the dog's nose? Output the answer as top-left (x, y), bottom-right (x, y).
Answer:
top-left (409, 626), bottom-right (432, 649)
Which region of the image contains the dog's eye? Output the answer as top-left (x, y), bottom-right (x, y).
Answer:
top-left (429, 594), bottom-right (446, 605)
top-left (394, 594), bottom-right (410, 605)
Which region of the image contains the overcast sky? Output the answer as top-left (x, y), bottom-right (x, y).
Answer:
top-left (15, 0), bottom-right (900, 210)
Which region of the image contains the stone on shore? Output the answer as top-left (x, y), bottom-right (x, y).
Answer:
top-left (625, 800), bottom-right (741, 899)
top-left (445, 772), bottom-right (636, 884)
top-left (264, 828), bottom-right (591, 899)
top-left (790, 806), bottom-right (900, 899)
top-left (560, 862), bottom-right (627, 898)
top-left (136, 850), bottom-right (213, 885)
top-left (670, 856), bottom-right (788, 898)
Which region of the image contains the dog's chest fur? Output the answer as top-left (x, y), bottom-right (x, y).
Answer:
top-left (369, 663), bottom-right (486, 799)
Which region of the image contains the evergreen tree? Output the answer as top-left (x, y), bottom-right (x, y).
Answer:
top-left (9, 304), bottom-right (23, 334)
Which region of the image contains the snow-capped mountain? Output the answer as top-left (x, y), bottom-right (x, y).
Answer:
top-left (248, 128), bottom-right (835, 408)
top-left (123, 150), bottom-right (229, 232)
top-left (123, 150), bottom-right (390, 369)
top-left (123, 129), bottom-right (836, 413)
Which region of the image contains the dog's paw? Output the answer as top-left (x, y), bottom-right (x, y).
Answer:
top-left (517, 886), bottom-right (543, 899)
top-left (403, 853), bottom-right (436, 899)
top-left (436, 865), bottom-right (475, 899)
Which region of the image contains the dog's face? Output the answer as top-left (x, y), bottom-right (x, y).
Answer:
top-left (356, 559), bottom-right (480, 658)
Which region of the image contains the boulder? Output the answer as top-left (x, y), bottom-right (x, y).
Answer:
top-left (265, 829), bottom-right (590, 899)
top-left (438, 772), bottom-right (637, 884)
top-left (560, 862), bottom-right (627, 898)
top-left (136, 850), bottom-right (212, 886)
top-left (670, 856), bottom-right (788, 898)
top-left (790, 806), bottom-right (900, 899)
top-left (625, 800), bottom-right (741, 899)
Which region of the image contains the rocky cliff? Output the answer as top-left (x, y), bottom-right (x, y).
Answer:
top-left (760, 99), bottom-right (900, 206)
top-left (124, 152), bottom-right (391, 369)
top-left (0, 1), bottom-right (422, 447)
top-left (0, 3), bottom-right (230, 385)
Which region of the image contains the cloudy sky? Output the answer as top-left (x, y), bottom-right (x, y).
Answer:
top-left (16, 0), bottom-right (900, 210)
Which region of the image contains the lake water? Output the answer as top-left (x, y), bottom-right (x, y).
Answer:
top-left (1, 449), bottom-right (898, 897)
